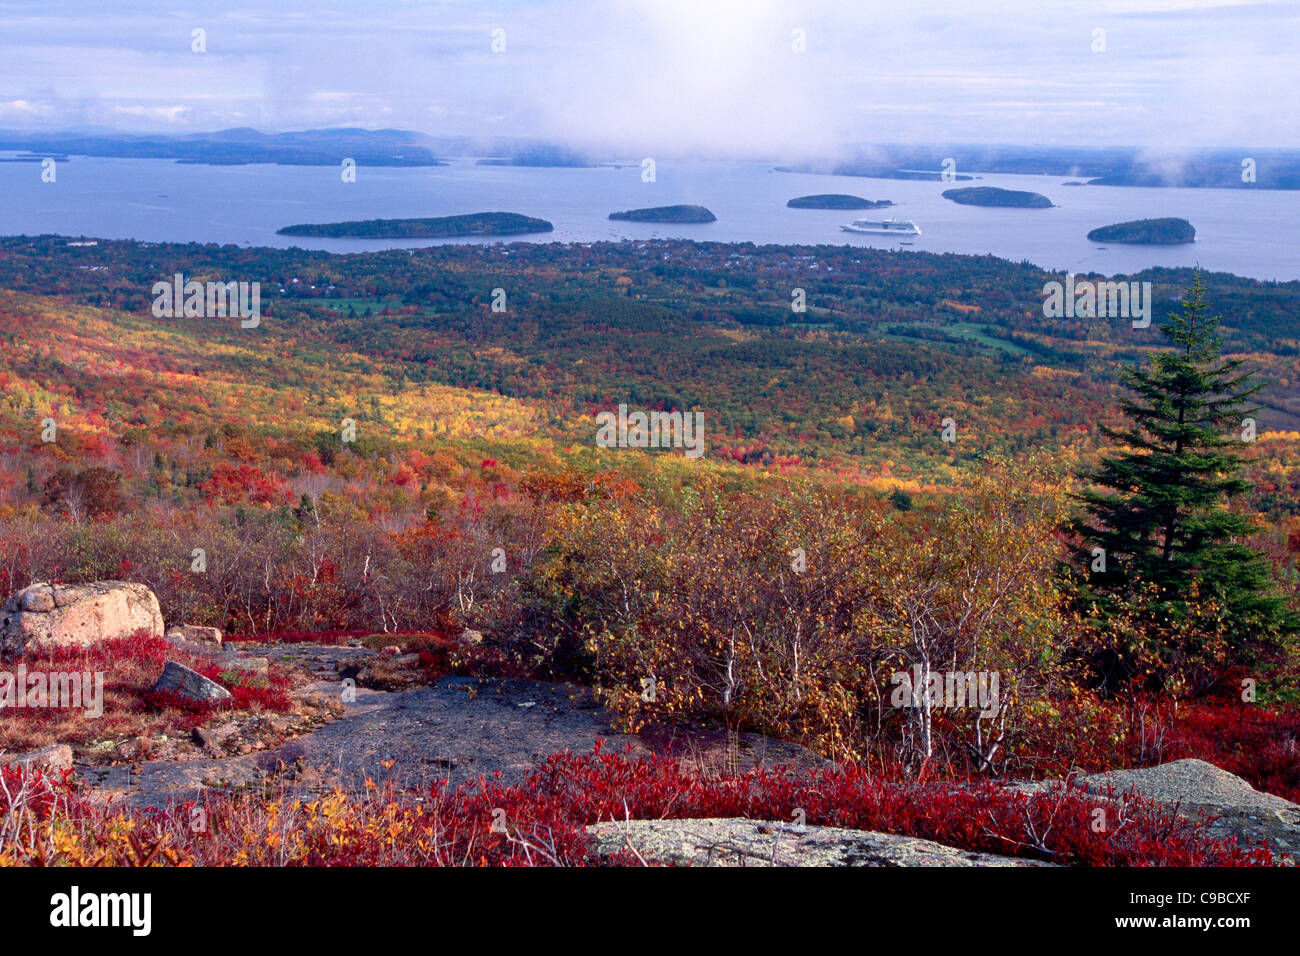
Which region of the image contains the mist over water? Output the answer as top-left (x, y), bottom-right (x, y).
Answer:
top-left (4, 153), bottom-right (1298, 281)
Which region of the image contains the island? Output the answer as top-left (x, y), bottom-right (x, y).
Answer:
top-left (787, 194), bottom-right (893, 210)
top-left (1086, 217), bottom-right (1196, 245)
top-left (608, 205), bottom-right (717, 223)
top-left (941, 186), bottom-right (1054, 208)
top-left (775, 163), bottom-right (974, 182)
top-left (276, 212), bottom-right (554, 239)
top-left (476, 145), bottom-right (593, 167)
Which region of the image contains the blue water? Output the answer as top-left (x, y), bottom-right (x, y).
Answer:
top-left (3, 153), bottom-right (1297, 280)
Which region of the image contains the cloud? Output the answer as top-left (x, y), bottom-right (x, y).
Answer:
top-left (0, 0), bottom-right (1295, 152)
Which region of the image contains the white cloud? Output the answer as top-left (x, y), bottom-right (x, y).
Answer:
top-left (0, 0), bottom-right (1295, 151)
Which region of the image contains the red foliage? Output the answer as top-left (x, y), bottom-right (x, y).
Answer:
top-left (1018, 691), bottom-right (1300, 804)
top-left (199, 461), bottom-right (290, 505)
top-left (0, 765), bottom-right (85, 821)
top-left (1163, 702), bottom-right (1300, 803)
top-left (473, 748), bottom-right (1273, 867)
top-left (223, 628), bottom-right (358, 646)
top-left (11, 630), bottom-right (292, 727)
top-left (141, 659), bottom-right (291, 722)
top-left (154, 748), bottom-right (1279, 866)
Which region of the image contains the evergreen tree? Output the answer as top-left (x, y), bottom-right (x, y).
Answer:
top-left (1070, 276), bottom-right (1297, 690)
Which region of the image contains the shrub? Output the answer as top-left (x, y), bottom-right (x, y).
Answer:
top-left (0, 748), bottom-right (1275, 867)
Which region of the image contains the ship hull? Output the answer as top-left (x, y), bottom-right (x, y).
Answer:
top-left (841, 222), bottom-right (922, 236)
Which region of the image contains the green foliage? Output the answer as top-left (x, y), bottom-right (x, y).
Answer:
top-left (1069, 277), bottom-right (1299, 690)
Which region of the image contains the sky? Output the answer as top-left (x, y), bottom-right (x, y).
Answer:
top-left (1, 0), bottom-right (1297, 158)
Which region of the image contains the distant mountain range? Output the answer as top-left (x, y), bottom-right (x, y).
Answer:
top-left (779, 145), bottom-right (1300, 190)
top-left (0, 127), bottom-right (444, 167)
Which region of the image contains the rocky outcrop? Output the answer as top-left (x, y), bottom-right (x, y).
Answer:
top-left (192, 721), bottom-right (239, 754)
top-left (1076, 759), bottom-right (1299, 860)
top-left (89, 666), bottom-right (828, 809)
top-left (1015, 758), bottom-right (1298, 861)
top-left (165, 625), bottom-right (222, 648)
top-left (2, 743), bottom-right (74, 775)
top-left (152, 660), bottom-right (232, 704)
top-left (585, 818), bottom-right (1053, 867)
top-left (1, 581), bottom-right (164, 657)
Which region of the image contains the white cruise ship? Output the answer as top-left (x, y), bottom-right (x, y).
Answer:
top-left (841, 217), bottom-right (922, 236)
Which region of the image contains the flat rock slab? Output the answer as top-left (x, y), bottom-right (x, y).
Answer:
top-left (586, 818), bottom-right (1054, 867)
top-left (84, 668), bottom-right (827, 810)
top-left (274, 676), bottom-right (826, 793)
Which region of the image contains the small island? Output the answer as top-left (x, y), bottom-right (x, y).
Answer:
top-left (941, 186), bottom-right (1054, 208)
top-left (277, 212), bottom-right (554, 239)
top-left (775, 163), bottom-right (974, 182)
top-left (787, 194), bottom-right (893, 210)
top-left (476, 146), bottom-right (592, 168)
top-left (1086, 217), bottom-right (1196, 245)
top-left (608, 204), bottom-right (717, 223)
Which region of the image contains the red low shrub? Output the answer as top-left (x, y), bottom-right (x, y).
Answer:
top-left (1016, 691), bottom-right (1300, 803)
top-left (11, 747), bottom-right (1271, 867)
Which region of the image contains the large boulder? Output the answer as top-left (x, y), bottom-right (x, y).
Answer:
top-left (0, 581), bottom-right (164, 657)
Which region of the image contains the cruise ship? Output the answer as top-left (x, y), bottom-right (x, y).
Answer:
top-left (841, 217), bottom-right (922, 236)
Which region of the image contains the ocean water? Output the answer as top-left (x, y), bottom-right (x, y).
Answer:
top-left (3, 153), bottom-right (1298, 281)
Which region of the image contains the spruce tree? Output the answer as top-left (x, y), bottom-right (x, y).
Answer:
top-left (1070, 276), bottom-right (1297, 690)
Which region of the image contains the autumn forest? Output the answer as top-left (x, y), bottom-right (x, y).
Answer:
top-left (2, 232), bottom-right (1299, 870)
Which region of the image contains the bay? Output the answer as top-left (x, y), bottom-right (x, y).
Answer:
top-left (2, 153), bottom-right (1297, 281)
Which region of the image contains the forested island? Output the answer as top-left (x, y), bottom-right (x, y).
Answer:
top-left (609, 204), bottom-right (717, 223)
top-left (942, 186), bottom-right (1054, 208)
top-left (277, 212), bottom-right (554, 238)
top-left (787, 194), bottom-right (893, 209)
top-left (1086, 217), bottom-right (1197, 244)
